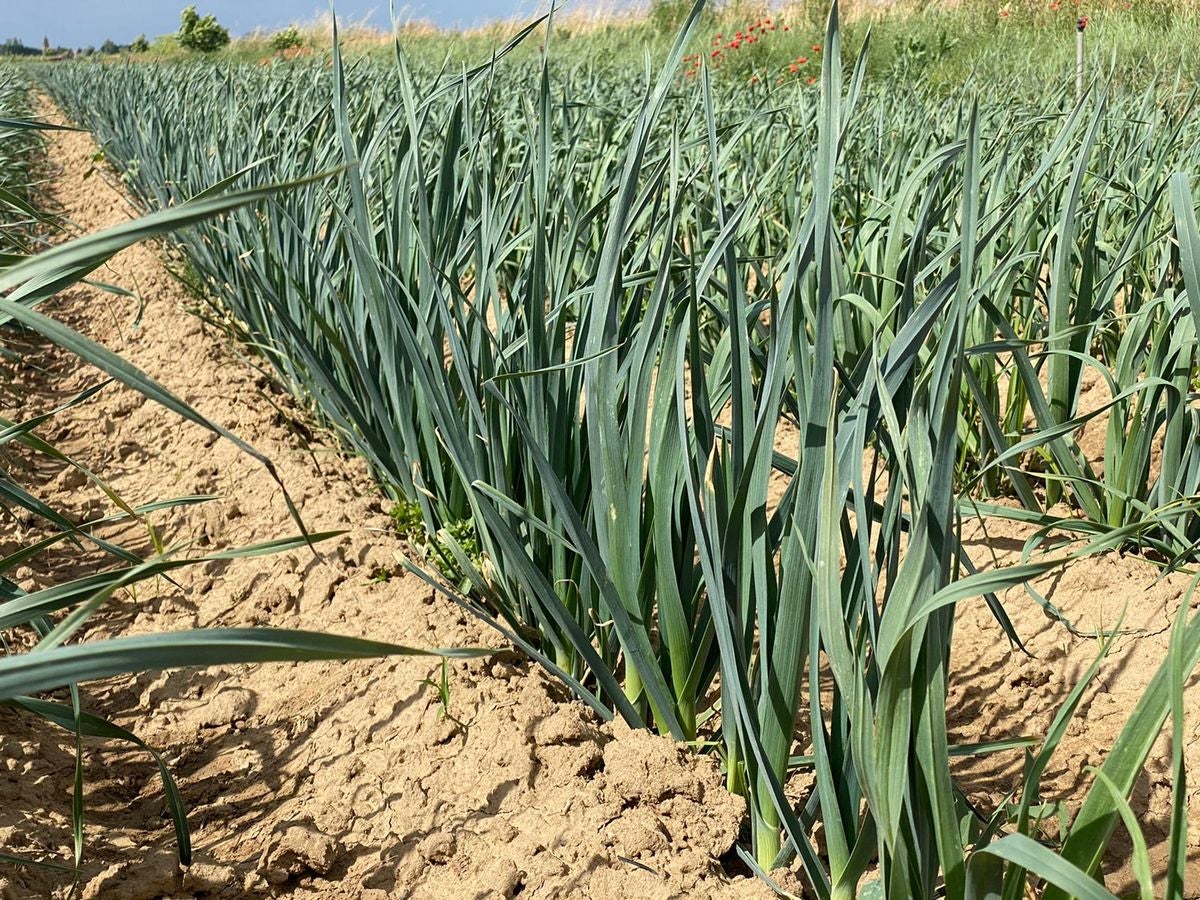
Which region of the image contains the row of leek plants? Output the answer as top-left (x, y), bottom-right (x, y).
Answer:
top-left (40, 44), bottom-right (1200, 558)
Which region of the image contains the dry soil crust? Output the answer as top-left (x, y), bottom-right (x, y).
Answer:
top-left (3, 101), bottom-right (1199, 900)
top-left (0, 106), bottom-right (770, 899)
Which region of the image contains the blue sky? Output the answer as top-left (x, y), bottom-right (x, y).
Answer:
top-left (4, 1), bottom-right (553, 49)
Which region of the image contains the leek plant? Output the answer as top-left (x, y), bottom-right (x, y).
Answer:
top-left (0, 67), bottom-right (48, 262)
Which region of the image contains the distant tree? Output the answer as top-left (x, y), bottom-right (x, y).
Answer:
top-left (100, 38), bottom-right (118, 54)
top-left (0, 38), bottom-right (40, 57)
top-left (177, 5), bottom-right (230, 53)
top-left (82, 45), bottom-right (95, 56)
top-left (269, 25), bottom-right (303, 51)
top-left (42, 35), bottom-right (49, 53)
top-left (130, 33), bottom-right (150, 53)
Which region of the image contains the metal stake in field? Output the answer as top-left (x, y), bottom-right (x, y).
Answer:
top-left (1076, 15), bottom-right (1089, 101)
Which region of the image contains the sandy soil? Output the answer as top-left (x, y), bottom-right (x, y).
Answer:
top-left (0, 108), bottom-right (769, 899)
top-left (2, 103), bottom-right (1198, 899)
top-left (952, 522), bottom-right (1200, 894)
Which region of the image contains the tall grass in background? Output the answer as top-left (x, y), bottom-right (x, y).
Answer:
top-left (123, 0), bottom-right (1200, 93)
top-left (34, 2), bottom-right (1200, 895)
